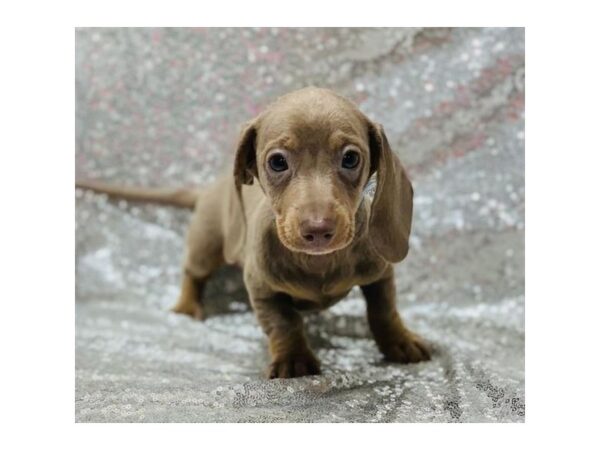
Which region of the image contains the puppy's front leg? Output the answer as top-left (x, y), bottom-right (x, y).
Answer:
top-left (361, 270), bottom-right (431, 363)
top-left (251, 292), bottom-right (321, 378)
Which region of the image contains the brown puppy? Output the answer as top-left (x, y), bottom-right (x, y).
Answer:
top-left (77, 87), bottom-right (430, 378)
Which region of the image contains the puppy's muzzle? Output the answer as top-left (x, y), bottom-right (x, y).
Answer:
top-left (276, 199), bottom-right (354, 255)
top-left (299, 218), bottom-right (336, 249)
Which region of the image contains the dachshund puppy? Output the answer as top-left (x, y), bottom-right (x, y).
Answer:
top-left (77, 87), bottom-right (431, 378)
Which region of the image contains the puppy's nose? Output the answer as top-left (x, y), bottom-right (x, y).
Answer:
top-left (300, 218), bottom-right (336, 246)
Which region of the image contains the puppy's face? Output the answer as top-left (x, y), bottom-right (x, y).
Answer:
top-left (253, 90), bottom-right (372, 255)
top-left (235, 87), bottom-right (413, 263)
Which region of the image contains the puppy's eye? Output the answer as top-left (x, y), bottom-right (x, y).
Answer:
top-left (268, 153), bottom-right (289, 172)
top-left (341, 150), bottom-right (360, 169)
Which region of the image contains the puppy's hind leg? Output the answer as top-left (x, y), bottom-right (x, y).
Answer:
top-left (171, 190), bottom-right (226, 320)
top-left (171, 271), bottom-right (208, 320)
top-left (171, 243), bottom-right (225, 321)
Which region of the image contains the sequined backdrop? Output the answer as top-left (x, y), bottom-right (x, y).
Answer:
top-left (75, 28), bottom-right (525, 422)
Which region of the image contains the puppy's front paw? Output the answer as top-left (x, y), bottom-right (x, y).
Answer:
top-left (268, 352), bottom-right (321, 379)
top-left (380, 331), bottom-right (431, 364)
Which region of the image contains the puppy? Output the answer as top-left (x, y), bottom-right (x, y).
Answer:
top-left (77, 87), bottom-right (431, 378)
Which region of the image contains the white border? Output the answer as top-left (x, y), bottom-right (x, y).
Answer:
top-left (2, 0), bottom-right (599, 447)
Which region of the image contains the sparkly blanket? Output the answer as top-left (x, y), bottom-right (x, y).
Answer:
top-left (75, 27), bottom-right (524, 422)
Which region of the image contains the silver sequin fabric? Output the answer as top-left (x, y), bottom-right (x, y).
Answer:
top-left (75, 27), bottom-right (525, 422)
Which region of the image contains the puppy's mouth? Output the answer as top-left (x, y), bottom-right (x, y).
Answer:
top-left (275, 217), bottom-right (355, 255)
top-left (291, 242), bottom-right (349, 256)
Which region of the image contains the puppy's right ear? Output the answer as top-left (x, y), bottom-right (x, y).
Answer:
top-left (233, 121), bottom-right (258, 190)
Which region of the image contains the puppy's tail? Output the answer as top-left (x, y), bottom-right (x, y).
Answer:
top-left (75, 179), bottom-right (198, 209)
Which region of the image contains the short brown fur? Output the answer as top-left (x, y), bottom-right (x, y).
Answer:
top-left (77, 87), bottom-right (430, 378)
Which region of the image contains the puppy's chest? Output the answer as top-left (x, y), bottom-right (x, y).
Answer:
top-left (267, 255), bottom-right (386, 309)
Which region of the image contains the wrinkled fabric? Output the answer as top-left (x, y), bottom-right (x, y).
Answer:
top-left (75, 27), bottom-right (525, 422)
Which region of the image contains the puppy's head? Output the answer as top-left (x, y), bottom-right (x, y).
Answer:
top-left (234, 87), bottom-right (413, 262)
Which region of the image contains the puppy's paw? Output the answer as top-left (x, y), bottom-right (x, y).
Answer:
top-left (268, 353), bottom-right (321, 379)
top-left (171, 302), bottom-right (205, 321)
top-left (380, 331), bottom-right (431, 364)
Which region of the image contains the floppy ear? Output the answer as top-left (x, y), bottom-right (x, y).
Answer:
top-left (233, 121), bottom-right (258, 190)
top-left (368, 122), bottom-right (414, 263)
top-left (224, 121), bottom-right (259, 260)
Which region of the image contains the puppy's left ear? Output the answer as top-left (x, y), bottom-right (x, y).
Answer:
top-left (368, 122), bottom-right (414, 263)
top-left (233, 121), bottom-right (258, 190)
